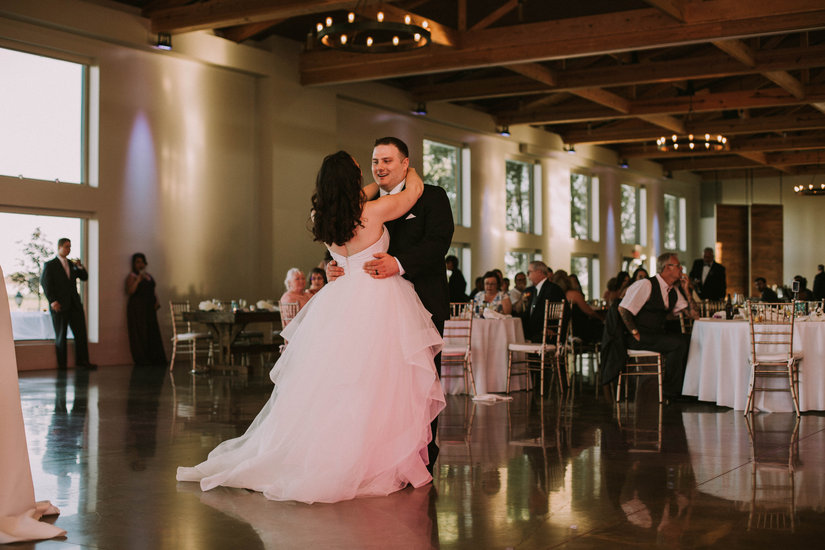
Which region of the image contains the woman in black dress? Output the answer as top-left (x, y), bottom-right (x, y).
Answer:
top-left (125, 253), bottom-right (167, 366)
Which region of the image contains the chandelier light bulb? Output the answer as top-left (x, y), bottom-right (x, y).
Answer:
top-left (393, 35), bottom-right (399, 46)
top-left (404, 15), bottom-right (412, 25)
top-left (688, 134), bottom-right (694, 141)
top-left (325, 17), bottom-right (332, 27)
top-left (689, 142), bottom-right (695, 150)
top-left (366, 36), bottom-right (373, 46)
top-left (673, 143), bottom-right (679, 150)
top-left (421, 20), bottom-right (428, 28)
top-left (377, 11), bottom-right (384, 22)
top-left (316, 22), bottom-right (323, 32)
top-left (671, 135), bottom-right (677, 142)
top-left (340, 34), bottom-right (347, 45)
top-left (348, 12), bottom-right (355, 23)
top-left (705, 133), bottom-right (711, 141)
top-left (414, 33), bottom-right (421, 41)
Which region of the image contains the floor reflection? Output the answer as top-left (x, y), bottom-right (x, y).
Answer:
top-left (15, 364), bottom-right (825, 549)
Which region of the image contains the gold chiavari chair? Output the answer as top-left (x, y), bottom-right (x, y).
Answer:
top-left (441, 302), bottom-right (476, 395)
top-left (745, 301), bottom-right (802, 416)
top-left (169, 301), bottom-right (213, 372)
top-left (506, 300), bottom-right (566, 398)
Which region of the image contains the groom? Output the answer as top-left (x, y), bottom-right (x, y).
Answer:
top-left (329, 136), bottom-right (454, 473)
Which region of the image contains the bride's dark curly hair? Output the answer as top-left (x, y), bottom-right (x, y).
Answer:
top-left (311, 151), bottom-right (365, 246)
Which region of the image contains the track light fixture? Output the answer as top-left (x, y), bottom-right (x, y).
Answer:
top-left (155, 33), bottom-right (172, 50)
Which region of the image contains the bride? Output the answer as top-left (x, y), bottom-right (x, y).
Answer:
top-left (177, 151), bottom-right (445, 504)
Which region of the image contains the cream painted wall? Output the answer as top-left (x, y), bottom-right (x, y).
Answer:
top-left (709, 175), bottom-right (825, 287)
top-left (2, 0), bottom-right (702, 369)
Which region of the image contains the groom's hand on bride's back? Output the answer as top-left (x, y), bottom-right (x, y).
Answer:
top-left (326, 260), bottom-right (345, 282)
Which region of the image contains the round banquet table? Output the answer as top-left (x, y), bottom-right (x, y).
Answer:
top-left (682, 318), bottom-right (825, 412)
top-left (442, 317), bottom-right (528, 395)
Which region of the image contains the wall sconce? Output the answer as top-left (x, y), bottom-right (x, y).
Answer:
top-left (411, 102), bottom-right (427, 116)
top-left (155, 33), bottom-right (172, 50)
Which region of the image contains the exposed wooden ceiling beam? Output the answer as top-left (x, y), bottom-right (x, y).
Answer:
top-left (412, 44), bottom-right (825, 102)
top-left (217, 20), bottom-right (282, 43)
top-left (147, 0), bottom-right (356, 34)
top-left (713, 39), bottom-right (805, 99)
top-left (301, 3), bottom-right (825, 85)
top-left (662, 155), bottom-right (763, 171)
top-left (561, 113), bottom-right (825, 145)
top-left (469, 0), bottom-right (519, 32)
top-left (642, 0), bottom-right (686, 22)
top-left (506, 63), bottom-right (557, 87)
top-left (501, 85), bottom-right (825, 126)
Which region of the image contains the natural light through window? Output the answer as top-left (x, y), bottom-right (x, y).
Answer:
top-left (0, 47), bottom-right (85, 183)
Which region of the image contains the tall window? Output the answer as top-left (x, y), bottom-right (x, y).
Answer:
top-left (620, 184), bottom-right (646, 245)
top-left (505, 250), bottom-right (542, 280)
top-left (664, 194), bottom-right (687, 251)
top-left (505, 160), bottom-right (535, 233)
top-left (423, 139), bottom-right (464, 225)
top-left (571, 255), bottom-right (600, 301)
top-left (2, 213), bottom-right (84, 340)
top-left (571, 173), bottom-right (598, 240)
top-left (0, 47), bottom-right (87, 184)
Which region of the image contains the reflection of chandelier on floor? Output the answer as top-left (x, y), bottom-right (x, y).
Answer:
top-left (656, 89), bottom-right (728, 152)
top-left (315, 9), bottom-right (431, 53)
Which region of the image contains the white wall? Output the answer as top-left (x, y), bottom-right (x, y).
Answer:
top-left (1, 0), bottom-right (702, 368)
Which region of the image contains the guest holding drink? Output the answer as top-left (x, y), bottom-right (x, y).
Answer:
top-left (125, 253), bottom-right (166, 366)
top-left (280, 268), bottom-right (310, 309)
top-left (472, 271), bottom-right (512, 316)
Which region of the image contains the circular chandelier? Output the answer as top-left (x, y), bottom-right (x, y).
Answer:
top-left (315, 11), bottom-right (431, 53)
top-left (656, 132), bottom-right (729, 152)
top-left (794, 182), bottom-right (825, 195)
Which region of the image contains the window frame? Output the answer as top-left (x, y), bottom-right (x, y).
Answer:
top-left (423, 137), bottom-right (467, 226)
top-left (505, 158), bottom-right (537, 234)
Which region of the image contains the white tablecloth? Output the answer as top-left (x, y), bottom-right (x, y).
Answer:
top-left (442, 318), bottom-right (527, 395)
top-left (682, 318), bottom-right (825, 412)
top-left (10, 311), bottom-right (69, 341)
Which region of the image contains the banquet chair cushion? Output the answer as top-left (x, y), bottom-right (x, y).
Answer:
top-left (627, 349), bottom-right (661, 358)
top-left (752, 352), bottom-right (803, 363)
top-left (508, 342), bottom-right (557, 353)
top-left (442, 343), bottom-right (470, 355)
top-left (175, 331), bottom-right (211, 342)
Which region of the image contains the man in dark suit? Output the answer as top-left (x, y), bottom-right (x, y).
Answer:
top-left (754, 277), bottom-right (779, 302)
top-left (330, 136), bottom-right (454, 473)
top-left (40, 238), bottom-right (96, 370)
top-left (688, 247), bottom-right (726, 301)
top-left (813, 264), bottom-right (825, 301)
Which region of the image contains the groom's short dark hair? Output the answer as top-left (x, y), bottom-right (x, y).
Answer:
top-left (374, 136), bottom-right (409, 159)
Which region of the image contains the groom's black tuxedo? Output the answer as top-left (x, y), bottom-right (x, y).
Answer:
top-left (385, 182), bottom-right (453, 473)
top-left (385, 184), bottom-right (454, 334)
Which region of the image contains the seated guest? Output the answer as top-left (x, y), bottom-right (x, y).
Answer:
top-left (280, 268), bottom-right (310, 309)
top-left (754, 277), bottom-right (778, 302)
top-left (618, 253), bottom-right (696, 400)
top-left (552, 270), bottom-right (604, 344)
top-left (509, 271), bottom-right (528, 314)
top-left (307, 267), bottom-right (327, 297)
top-left (603, 271), bottom-right (630, 306)
top-left (521, 261), bottom-right (565, 343)
top-left (502, 277), bottom-right (511, 294)
top-left (472, 271), bottom-right (512, 315)
top-left (446, 255), bottom-right (468, 302)
top-left (793, 275), bottom-right (813, 301)
top-left (631, 266), bottom-right (649, 281)
top-left (468, 276), bottom-right (484, 301)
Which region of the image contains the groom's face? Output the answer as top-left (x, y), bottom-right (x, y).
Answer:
top-left (372, 143), bottom-right (409, 192)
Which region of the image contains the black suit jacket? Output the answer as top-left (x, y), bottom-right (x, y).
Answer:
top-left (385, 184), bottom-right (454, 327)
top-left (520, 279), bottom-right (566, 342)
top-left (689, 259), bottom-right (726, 301)
top-left (41, 257), bottom-right (87, 312)
top-left (813, 271), bottom-right (825, 301)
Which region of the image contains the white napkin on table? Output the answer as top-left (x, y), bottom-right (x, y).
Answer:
top-left (198, 301), bottom-right (218, 311)
top-left (482, 309), bottom-right (510, 319)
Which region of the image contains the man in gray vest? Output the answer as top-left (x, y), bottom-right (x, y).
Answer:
top-left (618, 253), bottom-right (695, 400)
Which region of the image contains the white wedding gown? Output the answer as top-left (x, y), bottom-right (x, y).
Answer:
top-left (177, 228), bottom-right (445, 504)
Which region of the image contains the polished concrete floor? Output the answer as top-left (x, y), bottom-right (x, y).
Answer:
top-left (15, 362), bottom-right (825, 549)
